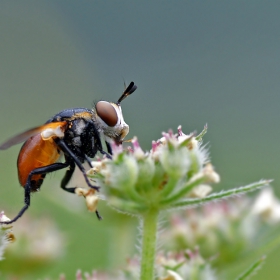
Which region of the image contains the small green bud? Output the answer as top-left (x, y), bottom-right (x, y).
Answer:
top-left (135, 156), bottom-right (156, 193)
top-left (159, 143), bottom-right (191, 179)
top-left (105, 154), bottom-right (139, 192)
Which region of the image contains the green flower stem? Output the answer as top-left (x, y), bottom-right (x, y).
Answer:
top-left (140, 207), bottom-right (159, 280)
top-left (168, 180), bottom-right (271, 209)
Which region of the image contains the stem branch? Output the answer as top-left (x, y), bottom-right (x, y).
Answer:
top-left (168, 180), bottom-right (271, 209)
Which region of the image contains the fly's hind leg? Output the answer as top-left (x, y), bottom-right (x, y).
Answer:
top-left (1, 162), bottom-right (70, 224)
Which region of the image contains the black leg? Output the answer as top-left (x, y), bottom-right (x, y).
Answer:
top-left (100, 149), bottom-right (112, 159)
top-left (95, 210), bottom-right (102, 220)
top-left (55, 141), bottom-right (103, 221)
top-left (85, 155), bottom-right (93, 168)
top-left (60, 159), bottom-right (77, 193)
top-left (105, 141), bottom-right (112, 155)
top-left (1, 162), bottom-right (70, 224)
top-left (55, 138), bottom-right (99, 191)
top-left (60, 157), bottom-right (102, 221)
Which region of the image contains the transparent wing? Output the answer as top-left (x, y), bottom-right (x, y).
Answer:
top-left (0, 121), bottom-right (67, 150)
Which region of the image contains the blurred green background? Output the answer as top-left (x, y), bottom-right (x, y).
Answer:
top-left (0, 1), bottom-right (280, 279)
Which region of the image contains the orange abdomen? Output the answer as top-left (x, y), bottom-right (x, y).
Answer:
top-left (17, 134), bottom-right (60, 190)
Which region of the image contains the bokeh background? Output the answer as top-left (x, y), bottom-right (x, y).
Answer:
top-left (0, 1), bottom-right (280, 279)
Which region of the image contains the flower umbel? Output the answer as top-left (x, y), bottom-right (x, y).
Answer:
top-left (90, 126), bottom-right (218, 215)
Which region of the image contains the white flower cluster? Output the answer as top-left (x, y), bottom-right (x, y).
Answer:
top-left (88, 126), bottom-right (219, 215)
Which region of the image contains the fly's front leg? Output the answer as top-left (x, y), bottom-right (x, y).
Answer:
top-left (60, 155), bottom-right (102, 221)
top-left (105, 141), bottom-right (112, 155)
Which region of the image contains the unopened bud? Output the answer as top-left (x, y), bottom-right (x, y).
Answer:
top-left (203, 163), bottom-right (220, 183)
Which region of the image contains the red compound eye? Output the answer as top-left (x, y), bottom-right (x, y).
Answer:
top-left (96, 101), bottom-right (118, 127)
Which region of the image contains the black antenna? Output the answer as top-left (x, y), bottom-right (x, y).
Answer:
top-left (117, 82), bottom-right (137, 104)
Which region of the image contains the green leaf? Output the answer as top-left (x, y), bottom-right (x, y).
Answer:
top-left (235, 256), bottom-right (266, 280)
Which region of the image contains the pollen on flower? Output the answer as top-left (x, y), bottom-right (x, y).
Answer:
top-left (75, 188), bottom-right (99, 212)
top-left (75, 187), bottom-right (88, 196)
top-left (85, 193), bottom-right (99, 212)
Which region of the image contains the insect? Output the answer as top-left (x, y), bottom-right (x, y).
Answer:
top-left (0, 82), bottom-right (137, 224)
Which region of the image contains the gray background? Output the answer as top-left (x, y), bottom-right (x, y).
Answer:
top-left (0, 1), bottom-right (279, 279)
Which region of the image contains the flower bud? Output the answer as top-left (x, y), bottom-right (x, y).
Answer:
top-left (135, 156), bottom-right (155, 192)
top-left (159, 144), bottom-right (191, 179)
top-left (104, 154), bottom-right (139, 192)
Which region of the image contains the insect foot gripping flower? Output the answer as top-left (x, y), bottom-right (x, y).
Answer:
top-left (0, 212), bottom-right (15, 261)
top-left (75, 187), bottom-right (99, 213)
